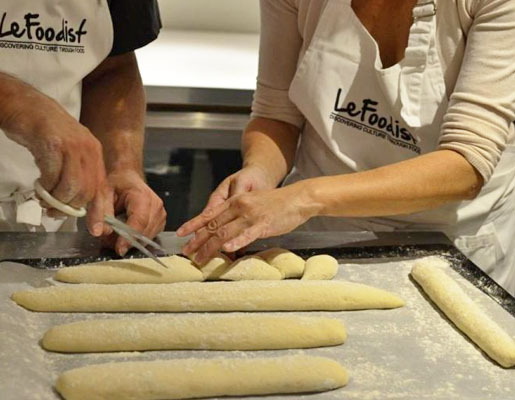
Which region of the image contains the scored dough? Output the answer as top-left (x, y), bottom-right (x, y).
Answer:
top-left (12, 280), bottom-right (404, 312)
top-left (256, 248), bottom-right (305, 278)
top-left (411, 258), bottom-right (515, 368)
top-left (54, 255), bottom-right (203, 284)
top-left (55, 356), bottom-right (349, 400)
top-left (220, 255), bottom-right (283, 280)
top-left (302, 255), bottom-right (339, 280)
top-left (42, 314), bottom-right (346, 353)
top-left (192, 252), bottom-right (232, 280)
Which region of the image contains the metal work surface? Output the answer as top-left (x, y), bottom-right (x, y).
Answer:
top-left (1, 232), bottom-right (514, 400)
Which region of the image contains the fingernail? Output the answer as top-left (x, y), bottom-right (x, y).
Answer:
top-left (176, 226), bottom-right (185, 236)
top-left (92, 223), bottom-right (104, 237)
top-left (119, 246), bottom-right (128, 257)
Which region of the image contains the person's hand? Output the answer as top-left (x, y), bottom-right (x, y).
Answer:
top-left (203, 164), bottom-right (278, 211)
top-left (3, 99), bottom-right (113, 237)
top-left (177, 182), bottom-right (319, 264)
top-left (104, 170), bottom-right (166, 256)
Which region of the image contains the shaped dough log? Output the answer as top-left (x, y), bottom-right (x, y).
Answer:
top-left (42, 314), bottom-right (346, 353)
top-left (56, 356), bottom-right (349, 400)
top-left (411, 259), bottom-right (515, 368)
top-left (12, 280), bottom-right (404, 312)
top-left (220, 255), bottom-right (283, 280)
top-left (302, 255), bottom-right (339, 280)
top-left (192, 252), bottom-right (232, 280)
top-left (54, 255), bottom-right (203, 284)
top-left (256, 248), bottom-right (305, 278)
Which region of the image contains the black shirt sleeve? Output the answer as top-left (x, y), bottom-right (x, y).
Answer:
top-left (107, 0), bottom-right (162, 56)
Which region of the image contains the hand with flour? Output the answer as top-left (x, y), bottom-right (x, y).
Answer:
top-left (0, 72), bottom-right (114, 237)
top-left (102, 170), bottom-right (166, 256)
top-left (178, 181), bottom-right (318, 264)
top-left (178, 117), bottom-right (302, 263)
top-left (203, 164), bottom-right (277, 210)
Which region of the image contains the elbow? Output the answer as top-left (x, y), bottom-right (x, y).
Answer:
top-left (461, 169), bottom-right (484, 200)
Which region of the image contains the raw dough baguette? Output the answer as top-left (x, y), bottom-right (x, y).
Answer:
top-left (42, 314), bottom-right (346, 352)
top-left (255, 248), bottom-right (305, 278)
top-left (220, 255), bottom-right (283, 280)
top-left (193, 252), bottom-right (232, 280)
top-left (12, 280), bottom-right (404, 312)
top-left (54, 255), bottom-right (203, 284)
top-left (55, 356), bottom-right (349, 400)
top-left (411, 259), bottom-right (515, 368)
top-left (302, 255), bottom-right (339, 280)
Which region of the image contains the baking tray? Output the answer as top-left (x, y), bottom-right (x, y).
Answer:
top-left (1, 232), bottom-right (514, 400)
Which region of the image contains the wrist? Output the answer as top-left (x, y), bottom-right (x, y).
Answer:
top-left (102, 132), bottom-right (143, 177)
top-left (107, 167), bottom-right (144, 183)
top-left (291, 179), bottom-right (326, 219)
top-left (107, 162), bottom-right (143, 178)
top-left (242, 161), bottom-right (284, 189)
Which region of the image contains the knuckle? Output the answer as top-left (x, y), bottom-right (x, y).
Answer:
top-left (202, 207), bottom-right (214, 219)
top-left (235, 194), bottom-right (252, 209)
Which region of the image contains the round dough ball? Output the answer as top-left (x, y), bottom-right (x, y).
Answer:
top-left (256, 248), bottom-right (305, 278)
top-left (302, 255), bottom-right (339, 280)
top-left (220, 256), bottom-right (283, 281)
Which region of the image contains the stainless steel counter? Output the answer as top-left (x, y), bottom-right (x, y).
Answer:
top-left (0, 231), bottom-right (450, 261)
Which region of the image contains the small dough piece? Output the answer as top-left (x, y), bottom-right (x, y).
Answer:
top-left (42, 314), bottom-right (346, 352)
top-left (55, 356), bottom-right (349, 400)
top-left (12, 280), bottom-right (405, 312)
top-left (256, 248), bottom-right (305, 278)
top-left (411, 258), bottom-right (515, 368)
top-left (302, 255), bottom-right (339, 280)
top-left (220, 255), bottom-right (283, 280)
top-left (193, 252), bottom-right (232, 280)
top-left (54, 255), bottom-right (203, 284)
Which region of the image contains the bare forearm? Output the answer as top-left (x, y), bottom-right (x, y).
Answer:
top-left (298, 150), bottom-right (483, 218)
top-left (0, 73), bottom-right (66, 148)
top-left (80, 52), bottom-right (145, 176)
top-left (242, 117), bottom-right (300, 186)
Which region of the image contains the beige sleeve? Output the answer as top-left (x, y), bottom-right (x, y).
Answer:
top-left (251, 0), bottom-right (306, 128)
top-left (439, 0), bottom-right (515, 182)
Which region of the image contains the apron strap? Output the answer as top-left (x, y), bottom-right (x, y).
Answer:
top-left (13, 191), bottom-right (43, 227)
top-left (399, 0), bottom-right (438, 128)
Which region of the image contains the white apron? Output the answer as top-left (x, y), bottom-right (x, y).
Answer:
top-left (286, 0), bottom-right (515, 295)
top-left (0, 0), bottom-right (113, 232)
